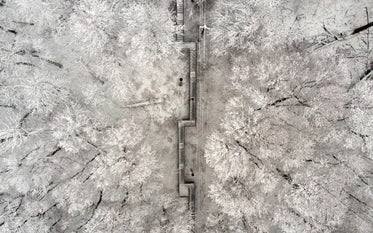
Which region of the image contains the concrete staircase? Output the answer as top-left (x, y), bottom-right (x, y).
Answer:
top-left (176, 0), bottom-right (184, 42)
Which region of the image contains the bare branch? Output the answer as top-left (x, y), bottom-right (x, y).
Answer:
top-left (123, 98), bottom-right (163, 108)
top-left (351, 21), bottom-right (373, 35)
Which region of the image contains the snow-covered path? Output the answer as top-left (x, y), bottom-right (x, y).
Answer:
top-left (175, 0), bottom-right (201, 227)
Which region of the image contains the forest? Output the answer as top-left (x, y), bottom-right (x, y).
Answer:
top-left (0, 0), bottom-right (192, 232)
top-left (202, 0), bottom-right (373, 232)
top-left (1, 0), bottom-right (373, 233)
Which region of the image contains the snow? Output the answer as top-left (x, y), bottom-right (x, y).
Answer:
top-left (1, 0), bottom-right (373, 232)
top-left (0, 0), bottom-right (193, 232)
top-left (200, 0), bottom-right (373, 232)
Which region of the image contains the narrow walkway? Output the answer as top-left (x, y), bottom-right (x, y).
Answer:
top-left (176, 0), bottom-right (199, 221)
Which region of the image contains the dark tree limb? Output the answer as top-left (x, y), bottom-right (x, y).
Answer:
top-left (50, 217), bottom-right (62, 230)
top-left (352, 21), bottom-right (373, 35)
top-left (39, 152), bottom-right (100, 200)
top-left (31, 202), bottom-right (58, 218)
top-left (83, 172), bottom-right (94, 183)
top-left (269, 97), bottom-right (291, 107)
top-left (70, 152), bottom-right (99, 180)
top-left (276, 168), bottom-right (293, 184)
top-left (347, 64), bottom-right (372, 91)
top-left (19, 146), bottom-right (40, 166)
top-left (347, 191), bottom-right (370, 207)
top-left (313, 182), bottom-right (373, 223)
top-left (80, 61), bottom-right (105, 84)
top-left (235, 140), bottom-right (263, 168)
top-left (6, 29), bottom-right (17, 35)
top-left (288, 208), bottom-right (315, 230)
top-left (0, 25), bottom-right (17, 34)
top-left (366, 7), bottom-right (370, 70)
top-left (12, 21), bottom-right (34, 26)
top-left (359, 67), bottom-right (372, 81)
top-left (312, 21), bottom-right (373, 51)
top-left (30, 52), bottom-right (63, 69)
top-left (293, 95), bottom-right (311, 107)
top-left (15, 62), bottom-right (35, 67)
top-left (332, 155), bottom-right (369, 185)
top-left (0, 137), bottom-right (13, 144)
top-left (46, 147), bottom-right (62, 157)
top-left (19, 110), bottom-right (32, 128)
top-left (76, 190), bottom-right (103, 231)
top-left (15, 197), bottom-right (23, 212)
top-left (0, 104), bottom-right (16, 109)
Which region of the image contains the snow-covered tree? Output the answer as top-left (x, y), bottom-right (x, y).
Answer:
top-left (347, 79), bottom-right (373, 155)
top-left (0, 0), bottom-right (192, 232)
top-left (205, 46), bottom-right (373, 232)
top-left (63, 0), bottom-right (185, 122)
top-left (50, 103), bottom-right (100, 154)
top-left (209, 0), bottom-right (287, 56)
top-left (67, 0), bottom-right (117, 57)
top-left (209, 0), bottom-right (262, 56)
top-left (0, 66), bottom-right (69, 114)
top-left (118, 1), bottom-right (177, 64)
top-left (0, 111), bottom-right (29, 151)
top-left (82, 192), bottom-right (193, 233)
